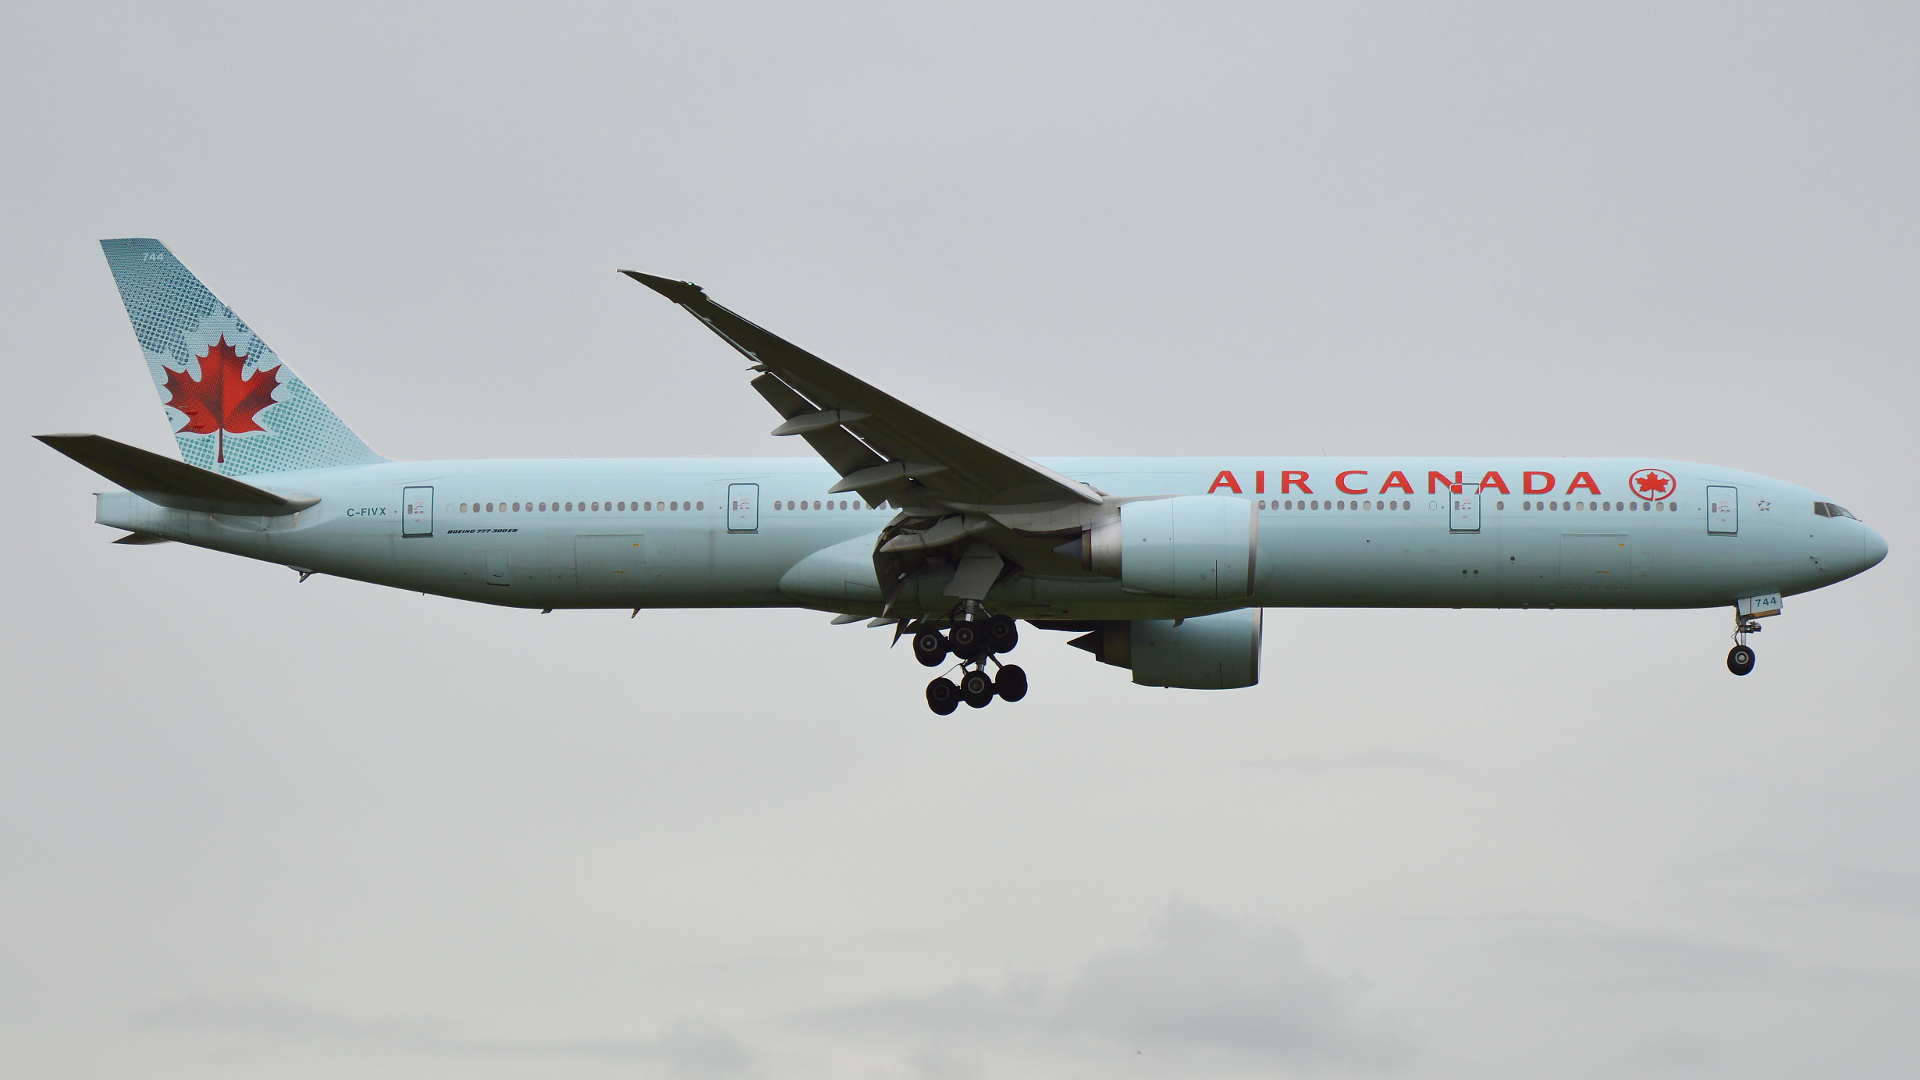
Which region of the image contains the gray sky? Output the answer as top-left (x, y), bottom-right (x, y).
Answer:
top-left (4, 3), bottom-right (1917, 1077)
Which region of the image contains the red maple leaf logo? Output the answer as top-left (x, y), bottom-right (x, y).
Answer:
top-left (1631, 469), bottom-right (1674, 499)
top-left (161, 336), bottom-right (281, 463)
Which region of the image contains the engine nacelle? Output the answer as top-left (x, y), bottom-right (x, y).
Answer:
top-left (1069, 609), bottom-right (1263, 689)
top-left (1083, 495), bottom-right (1257, 599)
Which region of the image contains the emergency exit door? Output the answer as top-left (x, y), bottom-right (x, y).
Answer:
top-left (1449, 487), bottom-right (1481, 532)
top-left (728, 483), bottom-right (759, 532)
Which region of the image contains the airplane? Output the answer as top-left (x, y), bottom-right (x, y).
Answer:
top-left (40, 239), bottom-right (1888, 714)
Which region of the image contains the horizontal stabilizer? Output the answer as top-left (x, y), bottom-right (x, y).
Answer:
top-left (36, 433), bottom-right (319, 516)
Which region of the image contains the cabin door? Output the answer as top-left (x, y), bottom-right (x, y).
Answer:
top-left (1707, 486), bottom-right (1738, 535)
top-left (402, 486), bottom-right (434, 537)
top-left (728, 483), bottom-right (759, 533)
top-left (1449, 486), bottom-right (1481, 533)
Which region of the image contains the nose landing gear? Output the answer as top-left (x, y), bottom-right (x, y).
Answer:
top-left (915, 608), bottom-right (1027, 713)
top-left (1727, 612), bottom-right (1763, 676)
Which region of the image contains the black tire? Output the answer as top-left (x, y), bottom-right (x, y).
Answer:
top-left (926, 677), bottom-right (960, 715)
top-left (985, 614), bottom-right (1019, 654)
top-left (913, 629), bottom-right (949, 668)
top-left (995, 664), bottom-right (1029, 702)
top-left (950, 622), bottom-right (984, 661)
top-left (961, 669), bottom-right (995, 707)
top-left (1727, 645), bottom-right (1756, 676)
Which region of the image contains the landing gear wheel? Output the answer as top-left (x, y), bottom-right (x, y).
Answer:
top-left (950, 622), bottom-right (985, 662)
top-left (985, 614), bottom-right (1019, 654)
top-left (926, 677), bottom-right (960, 715)
top-left (1727, 645), bottom-right (1756, 676)
top-left (912, 629), bottom-right (949, 668)
top-left (995, 664), bottom-right (1028, 702)
top-left (961, 669), bottom-right (995, 708)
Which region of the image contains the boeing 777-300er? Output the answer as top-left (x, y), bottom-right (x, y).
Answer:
top-left (40, 239), bottom-right (1889, 713)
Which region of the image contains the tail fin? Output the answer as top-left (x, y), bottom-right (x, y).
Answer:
top-left (100, 238), bottom-right (383, 475)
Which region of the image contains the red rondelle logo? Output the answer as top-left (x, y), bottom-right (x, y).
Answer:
top-left (1630, 468), bottom-right (1676, 500)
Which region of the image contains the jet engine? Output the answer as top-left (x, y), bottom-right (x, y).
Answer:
top-left (1081, 495), bottom-right (1257, 599)
top-left (1068, 609), bottom-right (1263, 689)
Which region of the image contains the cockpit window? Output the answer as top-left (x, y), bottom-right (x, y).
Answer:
top-left (1814, 502), bottom-right (1859, 520)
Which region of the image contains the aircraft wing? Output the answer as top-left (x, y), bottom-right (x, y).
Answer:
top-left (621, 272), bottom-right (1100, 510)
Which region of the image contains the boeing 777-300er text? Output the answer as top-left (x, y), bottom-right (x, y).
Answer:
top-left (40, 239), bottom-right (1889, 712)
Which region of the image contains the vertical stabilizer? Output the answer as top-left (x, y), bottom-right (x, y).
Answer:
top-left (100, 238), bottom-right (384, 475)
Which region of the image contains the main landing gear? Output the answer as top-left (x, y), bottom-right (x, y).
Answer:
top-left (1727, 612), bottom-right (1762, 677)
top-left (915, 610), bottom-right (1027, 715)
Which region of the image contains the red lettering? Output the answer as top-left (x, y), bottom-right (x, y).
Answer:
top-left (1379, 470), bottom-right (1414, 494)
top-left (1567, 471), bottom-right (1601, 495)
top-left (1281, 470), bottom-right (1312, 494)
top-left (1335, 470), bottom-right (1369, 495)
top-left (1524, 471), bottom-right (1556, 495)
top-left (1428, 470), bottom-right (1463, 495)
top-left (1208, 470), bottom-right (1243, 494)
top-left (1255, 470), bottom-right (1266, 495)
top-left (1478, 470), bottom-right (1511, 495)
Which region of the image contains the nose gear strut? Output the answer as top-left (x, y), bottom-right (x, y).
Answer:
top-left (1728, 612), bottom-right (1763, 676)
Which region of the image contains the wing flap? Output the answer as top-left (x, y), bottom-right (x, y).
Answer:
top-left (748, 373), bottom-right (884, 479)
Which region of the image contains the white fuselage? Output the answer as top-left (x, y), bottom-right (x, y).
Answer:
top-left (94, 456), bottom-right (1885, 620)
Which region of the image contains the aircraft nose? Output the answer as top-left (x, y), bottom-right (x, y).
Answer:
top-left (1864, 525), bottom-right (1889, 571)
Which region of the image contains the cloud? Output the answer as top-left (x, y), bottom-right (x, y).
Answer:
top-left (1056, 902), bottom-right (1404, 1065)
top-left (1478, 914), bottom-right (1777, 993)
top-left (1676, 849), bottom-right (1920, 916)
top-left (808, 902), bottom-right (1410, 1073)
top-left (132, 999), bottom-right (753, 1079)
